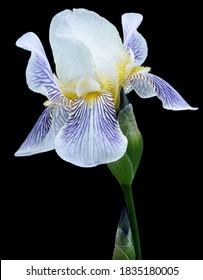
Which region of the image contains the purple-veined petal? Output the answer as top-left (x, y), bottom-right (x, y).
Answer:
top-left (124, 72), bottom-right (198, 110)
top-left (122, 13), bottom-right (148, 66)
top-left (123, 71), bottom-right (155, 97)
top-left (15, 105), bottom-right (70, 156)
top-left (16, 32), bottom-right (68, 105)
top-left (55, 92), bottom-right (128, 167)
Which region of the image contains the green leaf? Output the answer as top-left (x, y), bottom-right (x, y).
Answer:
top-left (112, 208), bottom-right (136, 260)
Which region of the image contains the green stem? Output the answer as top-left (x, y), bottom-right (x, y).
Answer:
top-left (122, 184), bottom-right (142, 260)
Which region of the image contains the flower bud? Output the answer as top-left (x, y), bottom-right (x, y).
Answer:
top-left (108, 90), bottom-right (143, 186)
top-left (113, 208), bottom-right (135, 260)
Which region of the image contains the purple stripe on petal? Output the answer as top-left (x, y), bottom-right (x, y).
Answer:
top-left (125, 72), bottom-right (198, 111)
top-left (15, 105), bottom-right (70, 156)
top-left (124, 31), bottom-right (148, 67)
top-left (55, 92), bottom-right (127, 167)
top-left (16, 32), bottom-right (69, 105)
top-left (146, 73), bottom-right (198, 110)
top-left (123, 72), bottom-right (156, 97)
top-left (122, 13), bottom-right (148, 66)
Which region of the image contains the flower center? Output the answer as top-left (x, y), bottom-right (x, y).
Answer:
top-left (76, 78), bottom-right (101, 98)
top-left (60, 77), bottom-right (102, 102)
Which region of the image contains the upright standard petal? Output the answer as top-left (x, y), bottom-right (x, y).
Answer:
top-left (16, 32), bottom-right (68, 105)
top-left (15, 105), bottom-right (70, 156)
top-left (122, 13), bottom-right (148, 66)
top-left (124, 72), bottom-right (198, 110)
top-left (55, 92), bottom-right (128, 167)
top-left (50, 8), bottom-right (128, 68)
top-left (50, 9), bottom-right (130, 99)
top-left (50, 36), bottom-right (96, 87)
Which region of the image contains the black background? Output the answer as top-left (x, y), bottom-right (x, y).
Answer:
top-left (2, 1), bottom-right (202, 260)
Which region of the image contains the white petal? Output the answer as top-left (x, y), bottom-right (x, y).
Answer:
top-left (122, 13), bottom-right (148, 66)
top-left (50, 8), bottom-right (127, 66)
top-left (50, 9), bottom-right (129, 92)
top-left (15, 105), bottom-right (70, 156)
top-left (122, 13), bottom-right (143, 38)
top-left (55, 92), bottom-right (127, 167)
top-left (16, 32), bottom-right (68, 105)
top-left (125, 72), bottom-right (198, 110)
top-left (50, 36), bottom-right (96, 86)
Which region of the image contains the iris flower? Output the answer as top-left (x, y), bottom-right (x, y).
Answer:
top-left (15, 9), bottom-right (197, 167)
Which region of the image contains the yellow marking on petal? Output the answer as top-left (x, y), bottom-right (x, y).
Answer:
top-left (121, 66), bottom-right (151, 88)
top-left (62, 91), bottom-right (78, 99)
top-left (85, 91), bottom-right (102, 100)
top-left (43, 100), bottom-right (52, 106)
top-left (107, 64), bottom-right (127, 109)
top-left (118, 51), bottom-right (134, 81)
top-left (116, 64), bottom-right (127, 83)
top-left (98, 77), bottom-right (119, 108)
top-left (131, 66), bottom-right (151, 75)
top-left (113, 54), bottom-right (134, 108)
top-left (100, 79), bottom-right (112, 91)
top-left (84, 91), bottom-right (103, 106)
top-left (58, 81), bottom-right (78, 99)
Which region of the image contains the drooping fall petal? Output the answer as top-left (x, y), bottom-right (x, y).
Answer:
top-left (55, 92), bottom-right (127, 167)
top-left (15, 105), bottom-right (70, 156)
top-left (123, 72), bottom-right (198, 110)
